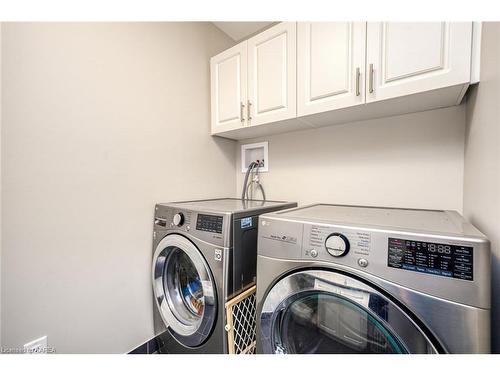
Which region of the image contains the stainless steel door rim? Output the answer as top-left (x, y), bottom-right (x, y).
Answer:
top-left (152, 234), bottom-right (216, 346)
top-left (260, 269), bottom-right (439, 354)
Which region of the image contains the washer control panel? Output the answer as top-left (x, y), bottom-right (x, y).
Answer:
top-left (154, 208), bottom-right (192, 230)
top-left (154, 205), bottom-right (227, 247)
top-left (196, 214), bottom-right (223, 234)
top-left (173, 213), bottom-right (184, 226)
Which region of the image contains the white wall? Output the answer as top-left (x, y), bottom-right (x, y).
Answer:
top-left (1, 22), bottom-right (236, 353)
top-left (237, 106), bottom-right (465, 212)
top-left (1, 21), bottom-right (495, 354)
top-left (463, 22), bottom-right (500, 353)
top-left (0, 22), bottom-right (2, 349)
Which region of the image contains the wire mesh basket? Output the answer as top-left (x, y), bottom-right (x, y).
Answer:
top-left (224, 284), bottom-right (257, 354)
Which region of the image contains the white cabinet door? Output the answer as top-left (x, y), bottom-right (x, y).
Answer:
top-left (247, 22), bottom-right (296, 126)
top-left (210, 41), bottom-right (247, 133)
top-left (297, 22), bottom-right (366, 116)
top-left (366, 22), bottom-right (472, 103)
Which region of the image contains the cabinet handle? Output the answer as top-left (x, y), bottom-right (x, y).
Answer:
top-left (355, 67), bottom-right (361, 96)
top-left (369, 63), bottom-right (374, 94)
top-left (240, 102), bottom-right (245, 122)
top-left (247, 100), bottom-right (252, 121)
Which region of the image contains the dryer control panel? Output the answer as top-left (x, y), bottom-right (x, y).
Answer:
top-left (388, 237), bottom-right (473, 281)
top-left (305, 225), bottom-right (371, 258)
top-left (258, 208), bottom-right (490, 310)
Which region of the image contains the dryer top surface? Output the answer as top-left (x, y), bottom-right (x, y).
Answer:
top-left (269, 204), bottom-right (486, 239)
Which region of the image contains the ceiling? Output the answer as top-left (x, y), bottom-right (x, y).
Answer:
top-left (212, 22), bottom-right (275, 41)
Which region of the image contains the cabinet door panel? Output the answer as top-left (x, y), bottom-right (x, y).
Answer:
top-left (248, 22), bottom-right (296, 126)
top-left (366, 22), bottom-right (472, 103)
top-left (298, 22), bottom-right (366, 116)
top-left (384, 23), bottom-right (445, 82)
top-left (211, 42), bottom-right (247, 133)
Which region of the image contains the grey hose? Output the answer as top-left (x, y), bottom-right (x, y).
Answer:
top-left (241, 161), bottom-right (259, 200)
top-left (243, 162), bottom-right (266, 201)
top-left (246, 178), bottom-right (266, 201)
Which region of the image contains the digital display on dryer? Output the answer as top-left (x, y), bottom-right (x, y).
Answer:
top-left (387, 237), bottom-right (473, 281)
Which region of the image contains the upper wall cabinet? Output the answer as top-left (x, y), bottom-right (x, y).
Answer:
top-left (297, 22), bottom-right (366, 116)
top-left (366, 22), bottom-right (473, 103)
top-left (210, 22), bottom-right (477, 140)
top-left (247, 22), bottom-right (297, 126)
top-left (210, 42), bottom-right (248, 133)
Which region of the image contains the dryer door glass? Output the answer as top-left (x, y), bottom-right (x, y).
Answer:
top-left (278, 292), bottom-right (405, 353)
top-left (260, 270), bottom-right (439, 354)
top-left (152, 234), bottom-right (217, 347)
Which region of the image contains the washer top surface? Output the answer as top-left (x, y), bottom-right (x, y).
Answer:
top-left (271, 204), bottom-right (485, 238)
top-left (163, 198), bottom-right (295, 215)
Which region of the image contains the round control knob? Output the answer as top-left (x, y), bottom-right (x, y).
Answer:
top-left (325, 233), bottom-right (350, 257)
top-left (173, 213), bottom-right (184, 227)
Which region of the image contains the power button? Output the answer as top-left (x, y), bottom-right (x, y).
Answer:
top-left (358, 258), bottom-right (369, 268)
top-left (310, 249), bottom-right (318, 258)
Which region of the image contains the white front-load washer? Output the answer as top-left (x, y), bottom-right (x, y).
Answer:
top-left (256, 204), bottom-right (491, 354)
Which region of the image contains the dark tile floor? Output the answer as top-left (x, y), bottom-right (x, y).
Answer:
top-left (129, 336), bottom-right (160, 354)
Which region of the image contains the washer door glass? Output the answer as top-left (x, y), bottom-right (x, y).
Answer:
top-left (277, 292), bottom-right (405, 354)
top-left (164, 247), bottom-right (205, 325)
top-left (260, 270), bottom-right (439, 354)
top-left (152, 234), bottom-right (217, 347)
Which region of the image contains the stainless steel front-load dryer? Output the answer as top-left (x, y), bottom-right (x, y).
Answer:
top-left (256, 204), bottom-right (491, 354)
top-left (152, 198), bottom-right (296, 354)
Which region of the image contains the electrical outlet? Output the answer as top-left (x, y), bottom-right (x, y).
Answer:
top-left (24, 336), bottom-right (48, 354)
